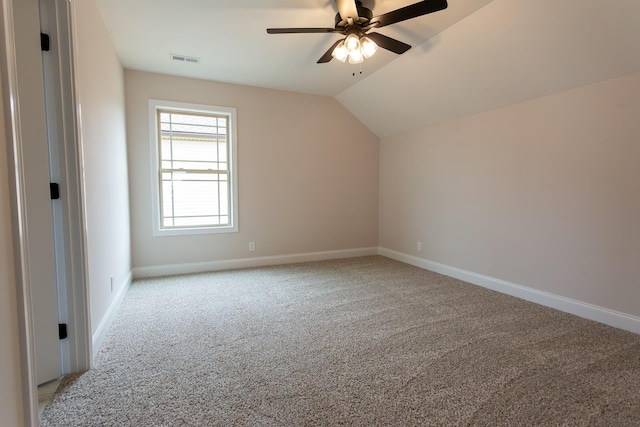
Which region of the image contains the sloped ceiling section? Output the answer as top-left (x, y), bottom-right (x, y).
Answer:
top-left (337, 0), bottom-right (640, 137)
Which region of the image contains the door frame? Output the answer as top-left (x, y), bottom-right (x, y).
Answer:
top-left (39, 0), bottom-right (92, 378)
top-left (0, 0), bottom-right (91, 424)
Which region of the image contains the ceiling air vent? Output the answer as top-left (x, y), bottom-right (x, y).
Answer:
top-left (170, 54), bottom-right (200, 64)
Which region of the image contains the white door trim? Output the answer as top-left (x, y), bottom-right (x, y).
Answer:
top-left (0, 0), bottom-right (42, 423)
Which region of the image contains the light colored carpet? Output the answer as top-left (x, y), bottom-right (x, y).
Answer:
top-left (41, 256), bottom-right (640, 426)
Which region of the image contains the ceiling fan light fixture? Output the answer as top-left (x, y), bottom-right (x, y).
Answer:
top-left (331, 40), bottom-right (348, 62)
top-left (344, 33), bottom-right (361, 51)
top-left (360, 36), bottom-right (378, 58)
top-left (348, 47), bottom-right (364, 64)
top-left (267, 0), bottom-right (448, 65)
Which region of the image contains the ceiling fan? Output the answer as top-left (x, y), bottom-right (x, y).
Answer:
top-left (266, 0), bottom-right (448, 64)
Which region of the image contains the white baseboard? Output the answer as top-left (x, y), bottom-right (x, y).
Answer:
top-left (132, 247), bottom-right (379, 279)
top-left (378, 247), bottom-right (640, 335)
top-left (92, 271), bottom-right (132, 359)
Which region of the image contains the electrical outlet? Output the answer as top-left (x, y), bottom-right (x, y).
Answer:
top-left (249, 241), bottom-right (256, 252)
top-left (110, 276), bottom-right (114, 293)
top-left (417, 242), bottom-right (422, 252)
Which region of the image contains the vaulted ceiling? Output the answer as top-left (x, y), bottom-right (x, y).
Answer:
top-left (95, 0), bottom-right (640, 137)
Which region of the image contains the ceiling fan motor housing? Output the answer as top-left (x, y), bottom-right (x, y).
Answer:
top-left (335, 1), bottom-right (374, 28)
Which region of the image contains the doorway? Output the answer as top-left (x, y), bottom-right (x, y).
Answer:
top-left (0, 0), bottom-right (92, 424)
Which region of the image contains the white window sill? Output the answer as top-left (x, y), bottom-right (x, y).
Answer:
top-left (152, 225), bottom-right (238, 237)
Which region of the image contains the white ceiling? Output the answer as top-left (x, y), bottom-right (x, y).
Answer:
top-left (95, 0), bottom-right (640, 137)
top-left (94, 0), bottom-right (493, 96)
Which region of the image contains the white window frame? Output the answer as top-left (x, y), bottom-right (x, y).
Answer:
top-left (149, 99), bottom-right (238, 236)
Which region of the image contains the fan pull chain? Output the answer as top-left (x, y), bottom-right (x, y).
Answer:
top-left (351, 62), bottom-right (365, 77)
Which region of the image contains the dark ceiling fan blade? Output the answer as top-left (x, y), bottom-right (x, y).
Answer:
top-left (366, 32), bottom-right (411, 54)
top-left (267, 28), bottom-right (343, 34)
top-left (335, 0), bottom-right (359, 21)
top-left (370, 0), bottom-right (448, 28)
top-left (317, 39), bottom-right (343, 63)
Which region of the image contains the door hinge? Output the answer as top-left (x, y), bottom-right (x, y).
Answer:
top-left (58, 323), bottom-right (68, 340)
top-left (50, 183), bottom-right (60, 200)
top-left (40, 33), bottom-right (50, 51)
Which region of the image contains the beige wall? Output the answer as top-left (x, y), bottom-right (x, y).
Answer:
top-left (0, 76), bottom-right (24, 427)
top-left (380, 72), bottom-right (640, 317)
top-left (125, 70), bottom-right (379, 269)
top-left (75, 0), bottom-right (131, 334)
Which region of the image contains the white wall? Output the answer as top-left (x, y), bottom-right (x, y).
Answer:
top-left (74, 0), bottom-right (131, 336)
top-left (125, 70), bottom-right (379, 271)
top-left (0, 75), bottom-right (24, 427)
top-left (380, 72), bottom-right (640, 319)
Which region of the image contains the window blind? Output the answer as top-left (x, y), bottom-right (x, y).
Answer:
top-left (158, 110), bottom-right (231, 229)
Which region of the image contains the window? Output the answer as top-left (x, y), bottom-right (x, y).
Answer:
top-left (149, 100), bottom-right (238, 236)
